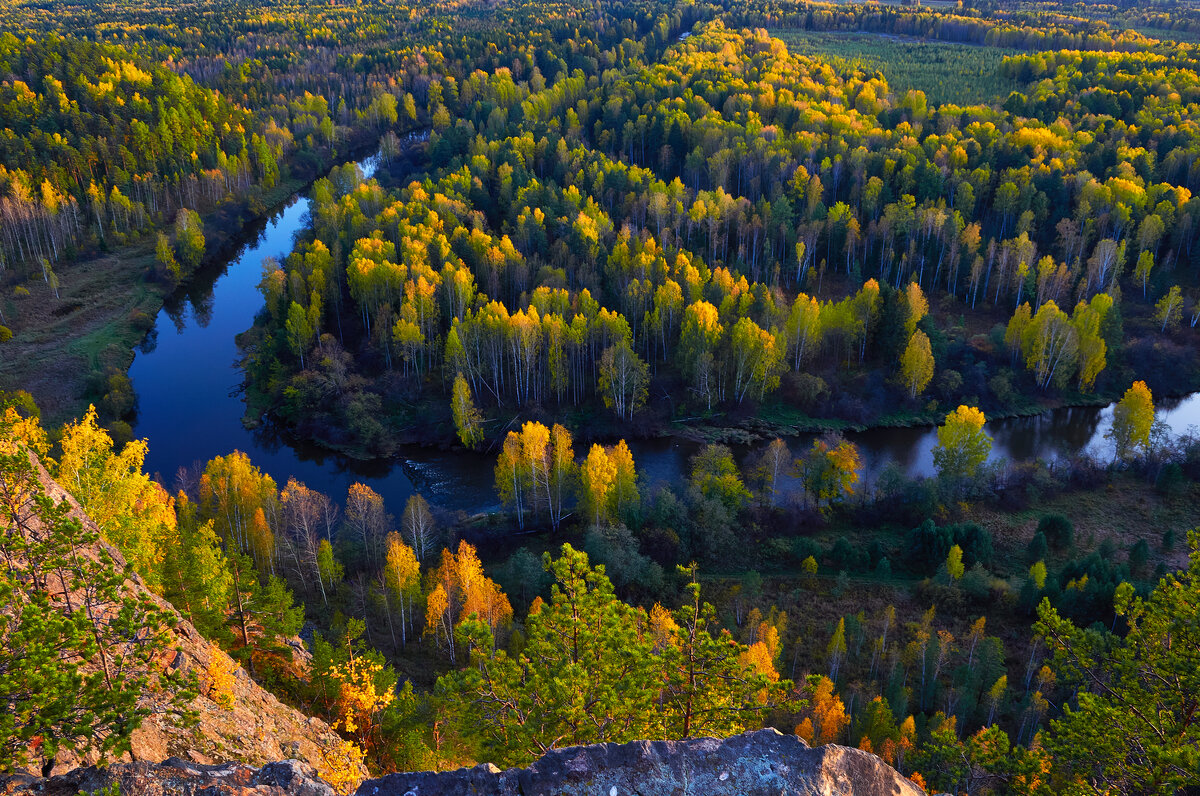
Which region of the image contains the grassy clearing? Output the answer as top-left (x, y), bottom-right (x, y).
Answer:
top-left (0, 242), bottom-right (162, 425)
top-left (0, 167), bottom-right (326, 428)
top-left (775, 29), bottom-right (1020, 107)
top-left (969, 475), bottom-right (1200, 576)
top-left (1129, 26), bottom-right (1200, 44)
top-left (690, 474), bottom-right (1200, 679)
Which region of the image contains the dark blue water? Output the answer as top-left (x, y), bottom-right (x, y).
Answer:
top-left (129, 154), bottom-right (1200, 515)
top-left (129, 155), bottom-right (462, 510)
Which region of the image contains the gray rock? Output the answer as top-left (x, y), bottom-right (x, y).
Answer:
top-left (0, 730), bottom-right (923, 796)
top-left (0, 758), bottom-right (332, 796)
top-left (356, 729), bottom-right (924, 796)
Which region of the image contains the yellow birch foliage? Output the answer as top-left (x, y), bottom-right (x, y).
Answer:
top-left (57, 405), bottom-right (178, 592)
top-left (329, 657), bottom-right (394, 741)
top-left (451, 373), bottom-right (484, 448)
top-left (580, 443), bottom-right (616, 527)
top-left (1, 404), bottom-right (47, 456)
top-left (205, 641), bottom-right (236, 710)
top-left (385, 533), bottom-right (421, 604)
top-left (321, 740), bottom-right (366, 795)
top-left (608, 439), bottom-right (639, 518)
top-left (427, 541), bottom-right (512, 639)
top-left (900, 330), bottom-right (934, 398)
top-left (738, 641), bottom-right (780, 683)
top-left (904, 282), bottom-right (928, 336)
top-left (1109, 380), bottom-right (1155, 461)
top-left (933, 405), bottom-right (992, 481)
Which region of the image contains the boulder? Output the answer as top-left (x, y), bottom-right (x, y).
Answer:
top-left (1, 730), bottom-right (925, 796)
top-left (0, 759), bottom-right (333, 796)
top-left (357, 729), bottom-right (925, 796)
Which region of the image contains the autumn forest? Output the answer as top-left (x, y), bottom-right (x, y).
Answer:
top-left (2, 0), bottom-right (1200, 793)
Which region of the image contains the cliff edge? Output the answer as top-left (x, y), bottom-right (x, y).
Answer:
top-left (360, 729), bottom-right (925, 796)
top-left (5, 453), bottom-right (355, 777)
top-left (2, 730), bottom-right (925, 796)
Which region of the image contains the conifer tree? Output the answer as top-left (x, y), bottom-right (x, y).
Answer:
top-left (0, 405), bottom-right (192, 774)
top-left (226, 549), bottom-right (304, 675)
top-left (167, 496), bottom-right (233, 640)
top-left (439, 545), bottom-right (662, 764)
top-left (658, 564), bottom-right (795, 738)
top-left (1035, 534), bottom-right (1200, 794)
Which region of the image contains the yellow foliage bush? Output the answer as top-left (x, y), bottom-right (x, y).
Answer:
top-left (321, 739), bottom-right (366, 795)
top-left (206, 642), bottom-right (236, 710)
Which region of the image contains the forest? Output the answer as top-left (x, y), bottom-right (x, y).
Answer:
top-left (1, 0), bottom-right (1200, 793)
top-left (235, 14), bottom-right (1200, 458)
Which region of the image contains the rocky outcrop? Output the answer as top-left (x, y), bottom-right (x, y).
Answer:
top-left (359, 729), bottom-right (925, 796)
top-left (10, 455), bottom-right (356, 778)
top-left (0, 759), bottom-right (334, 796)
top-left (2, 730), bottom-right (925, 796)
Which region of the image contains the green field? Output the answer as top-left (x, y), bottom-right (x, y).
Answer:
top-left (1132, 25), bottom-right (1200, 44)
top-left (775, 29), bottom-right (1020, 107)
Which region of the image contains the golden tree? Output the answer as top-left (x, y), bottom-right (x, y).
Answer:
top-left (900, 330), bottom-right (934, 399)
top-left (57, 406), bottom-right (177, 592)
top-left (1108, 380), bottom-right (1155, 462)
top-left (580, 443), bottom-right (616, 528)
top-left (451, 373), bottom-right (484, 448)
top-left (932, 405), bottom-right (992, 482)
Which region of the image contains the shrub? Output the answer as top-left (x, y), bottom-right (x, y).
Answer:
top-left (988, 372), bottom-right (1016, 405)
top-left (938, 369), bottom-right (964, 399)
top-left (906, 519), bottom-right (953, 574)
top-left (788, 372), bottom-right (830, 412)
top-left (792, 537), bottom-right (821, 563)
top-left (206, 642), bottom-right (236, 710)
top-left (100, 373), bottom-right (136, 419)
top-left (1026, 531), bottom-right (1048, 563)
top-left (961, 563), bottom-right (1001, 601)
top-left (1155, 462), bottom-right (1185, 498)
top-left (907, 519), bottom-right (994, 574)
top-left (948, 522), bottom-right (993, 567)
top-left (1037, 513), bottom-right (1074, 550)
top-left (830, 536), bottom-right (868, 572)
top-left (1129, 539), bottom-right (1150, 577)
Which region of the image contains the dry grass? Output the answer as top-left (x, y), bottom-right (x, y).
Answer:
top-left (968, 475), bottom-right (1199, 574)
top-left (0, 243), bottom-right (163, 426)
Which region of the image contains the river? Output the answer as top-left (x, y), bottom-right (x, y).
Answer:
top-left (129, 152), bottom-right (1200, 517)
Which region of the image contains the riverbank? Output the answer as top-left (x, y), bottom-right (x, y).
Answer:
top-left (238, 253), bottom-right (1200, 463)
top-left (671, 384), bottom-right (1200, 446)
top-left (240, 370), bottom-right (1200, 467)
top-left (0, 135), bottom-right (383, 429)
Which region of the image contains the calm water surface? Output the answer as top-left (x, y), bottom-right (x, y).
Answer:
top-left (129, 155), bottom-right (1200, 515)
